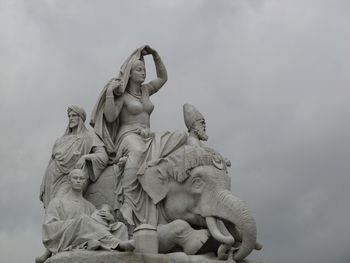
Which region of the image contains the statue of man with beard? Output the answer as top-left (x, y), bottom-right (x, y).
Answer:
top-left (183, 103), bottom-right (208, 147)
top-left (183, 103), bottom-right (231, 168)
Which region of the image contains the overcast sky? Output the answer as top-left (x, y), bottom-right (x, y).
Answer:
top-left (0, 0), bottom-right (349, 262)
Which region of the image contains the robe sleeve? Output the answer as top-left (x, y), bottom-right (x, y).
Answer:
top-left (84, 132), bottom-right (109, 182)
top-left (88, 145), bottom-right (109, 182)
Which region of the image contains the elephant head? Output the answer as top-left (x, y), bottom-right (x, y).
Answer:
top-left (139, 145), bottom-right (260, 261)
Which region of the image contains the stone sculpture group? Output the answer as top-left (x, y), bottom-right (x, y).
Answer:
top-left (36, 45), bottom-right (263, 263)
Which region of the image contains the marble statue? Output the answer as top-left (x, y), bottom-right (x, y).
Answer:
top-left (90, 45), bottom-right (187, 228)
top-left (38, 46), bottom-right (263, 263)
top-left (43, 169), bottom-right (134, 254)
top-left (183, 103), bottom-right (208, 146)
top-left (140, 145), bottom-right (262, 260)
top-left (184, 103), bottom-right (232, 168)
top-left (40, 105), bottom-right (108, 208)
top-left (89, 144), bottom-right (262, 260)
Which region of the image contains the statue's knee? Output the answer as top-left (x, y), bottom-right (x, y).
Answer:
top-left (130, 143), bottom-right (144, 153)
top-left (124, 151), bottom-right (144, 169)
top-left (124, 135), bottom-right (146, 153)
top-left (112, 223), bottom-right (129, 241)
top-left (171, 219), bottom-right (191, 236)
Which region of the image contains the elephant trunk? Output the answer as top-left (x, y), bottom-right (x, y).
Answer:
top-left (204, 190), bottom-right (257, 261)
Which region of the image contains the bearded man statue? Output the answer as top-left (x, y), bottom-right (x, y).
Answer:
top-left (39, 105), bottom-right (109, 209)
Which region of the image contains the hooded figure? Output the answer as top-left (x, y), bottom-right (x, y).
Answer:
top-left (40, 106), bottom-right (108, 208)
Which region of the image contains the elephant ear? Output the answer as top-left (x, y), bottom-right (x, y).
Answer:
top-left (138, 159), bottom-right (170, 204)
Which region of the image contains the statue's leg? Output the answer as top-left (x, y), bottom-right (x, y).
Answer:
top-left (86, 240), bottom-right (102, 250)
top-left (111, 222), bottom-right (129, 241)
top-left (118, 134), bottom-right (145, 226)
top-left (121, 164), bottom-right (157, 229)
top-left (157, 219), bottom-right (210, 254)
top-left (120, 150), bottom-right (144, 228)
top-left (118, 134), bottom-right (158, 231)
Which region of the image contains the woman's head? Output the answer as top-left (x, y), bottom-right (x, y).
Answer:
top-left (129, 60), bottom-right (146, 85)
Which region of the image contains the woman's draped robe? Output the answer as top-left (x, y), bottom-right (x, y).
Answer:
top-left (91, 81), bottom-right (188, 227)
top-left (114, 130), bottom-right (187, 227)
top-left (90, 46), bottom-right (188, 227)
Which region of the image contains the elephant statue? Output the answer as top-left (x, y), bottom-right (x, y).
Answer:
top-left (85, 144), bottom-right (261, 261)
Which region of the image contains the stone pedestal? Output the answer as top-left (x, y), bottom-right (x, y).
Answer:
top-left (46, 251), bottom-right (172, 263)
top-left (45, 250), bottom-right (263, 263)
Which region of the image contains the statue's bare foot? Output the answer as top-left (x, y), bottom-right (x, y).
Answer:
top-left (118, 240), bottom-right (135, 251)
top-left (182, 229), bottom-right (210, 255)
top-left (87, 240), bottom-right (102, 250)
top-left (35, 249), bottom-right (51, 263)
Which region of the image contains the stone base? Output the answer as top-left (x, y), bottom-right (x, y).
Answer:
top-left (45, 250), bottom-right (264, 263)
top-left (46, 251), bottom-right (172, 263)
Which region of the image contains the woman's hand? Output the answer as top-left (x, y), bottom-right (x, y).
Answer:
top-left (136, 127), bottom-right (152, 139)
top-left (143, 45), bottom-right (167, 94)
top-left (106, 78), bottom-right (124, 96)
top-left (141, 45), bottom-right (156, 56)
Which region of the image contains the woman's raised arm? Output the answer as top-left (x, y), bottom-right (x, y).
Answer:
top-left (143, 46), bottom-right (168, 95)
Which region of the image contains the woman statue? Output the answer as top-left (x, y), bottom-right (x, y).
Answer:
top-left (90, 46), bottom-right (187, 228)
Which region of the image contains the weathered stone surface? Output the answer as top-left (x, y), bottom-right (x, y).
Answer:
top-left (46, 251), bottom-right (172, 263)
top-left (45, 251), bottom-right (206, 263)
top-left (46, 250), bottom-right (264, 263)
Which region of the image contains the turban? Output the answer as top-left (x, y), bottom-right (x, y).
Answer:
top-left (68, 105), bottom-right (86, 122)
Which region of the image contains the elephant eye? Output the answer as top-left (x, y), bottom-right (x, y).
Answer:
top-left (192, 177), bottom-right (203, 188)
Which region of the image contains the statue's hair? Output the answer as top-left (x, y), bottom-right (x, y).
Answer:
top-left (68, 169), bottom-right (88, 181)
top-left (67, 105), bottom-right (86, 122)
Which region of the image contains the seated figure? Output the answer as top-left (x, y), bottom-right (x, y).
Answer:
top-left (40, 169), bottom-right (134, 262)
top-left (90, 46), bottom-right (187, 228)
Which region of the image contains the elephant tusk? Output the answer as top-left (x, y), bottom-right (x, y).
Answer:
top-left (255, 241), bottom-right (263, 250)
top-left (206, 216), bottom-right (235, 245)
